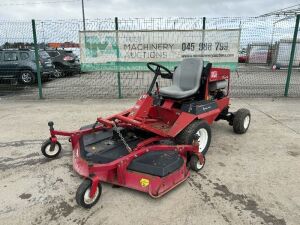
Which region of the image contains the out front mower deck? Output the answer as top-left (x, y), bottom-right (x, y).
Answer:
top-left (41, 58), bottom-right (251, 208)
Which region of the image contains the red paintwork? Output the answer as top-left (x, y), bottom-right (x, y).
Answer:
top-left (49, 124), bottom-right (206, 198)
top-left (46, 66), bottom-right (230, 199)
top-left (51, 124), bottom-right (204, 198)
top-left (209, 67), bottom-right (231, 98)
top-left (128, 95), bottom-right (153, 119)
top-left (209, 68), bottom-right (230, 82)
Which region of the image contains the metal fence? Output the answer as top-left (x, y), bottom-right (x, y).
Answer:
top-left (0, 16), bottom-right (300, 99)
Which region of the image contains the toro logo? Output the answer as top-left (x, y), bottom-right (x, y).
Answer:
top-left (222, 75), bottom-right (228, 79)
top-left (140, 178), bottom-right (150, 187)
top-left (210, 71), bottom-right (218, 80)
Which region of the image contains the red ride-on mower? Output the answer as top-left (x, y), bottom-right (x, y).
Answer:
top-left (41, 58), bottom-right (250, 208)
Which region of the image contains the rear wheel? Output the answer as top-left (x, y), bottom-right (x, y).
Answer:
top-left (176, 120), bottom-right (211, 155)
top-left (19, 71), bottom-right (35, 85)
top-left (76, 179), bottom-right (102, 209)
top-left (233, 108), bottom-right (251, 134)
top-left (53, 66), bottom-right (64, 78)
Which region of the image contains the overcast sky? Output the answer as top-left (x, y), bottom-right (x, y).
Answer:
top-left (0, 0), bottom-right (298, 20)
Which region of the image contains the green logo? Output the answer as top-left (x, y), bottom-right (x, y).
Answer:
top-left (84, 35), bottom-right (118, 58)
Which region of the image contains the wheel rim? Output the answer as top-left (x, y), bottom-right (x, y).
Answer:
top-left (21, 72), bottom-right (32, 83)
top-left (196, 128), bottom-right (208, 152)
top-left (243, 115), bottom-right (250, 129)
top-left (54, 69), bottom-right (63, 78)
top-left (83, 187), bottom-right (99, 205)
top-left (196, 161), bottom-right (204, 170)
top-left (44, 143), bottom-right (60, 156)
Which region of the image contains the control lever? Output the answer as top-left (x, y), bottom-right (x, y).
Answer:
top-left (155, 81), bottom-right (160, 94)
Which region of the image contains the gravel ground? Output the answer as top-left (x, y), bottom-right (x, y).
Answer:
top-left (0, 98), bottom-right (299, 225)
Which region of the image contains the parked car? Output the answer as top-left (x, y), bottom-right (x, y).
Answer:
top-left (0, 49), bottom-right (55, 85)
top-left (45, 49), bottom-right (80, 78)
top-left (238, 50), bottom-right (248, 63)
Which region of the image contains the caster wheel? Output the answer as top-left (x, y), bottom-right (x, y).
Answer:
top-left (76, 179), bottom-right (102, 209)
top-left (190, 154), bottom-right (205, 172)
top-left (41, 139), bottom-right (62, 158)
top-left (233, 108), bottom-right (251, 134)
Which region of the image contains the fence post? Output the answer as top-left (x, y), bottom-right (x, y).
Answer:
top-left (285, 14), bottom-right (300, 97)
top-left (32, 19), bottom-right (43, 99)
top-left (201, 17), bottom-right (206, 53)
top-left (202, 17), bottom-right (206, 30)
top-left (115, 17), bottom-right (122, 99)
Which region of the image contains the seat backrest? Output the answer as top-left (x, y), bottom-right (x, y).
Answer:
top-left (173, 58), bottom-right (204, 91)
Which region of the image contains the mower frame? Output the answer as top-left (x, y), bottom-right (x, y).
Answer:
top-left (47, 121), bottom-right (204, 199)
top-left (42, 60), bottom-right (251, 208)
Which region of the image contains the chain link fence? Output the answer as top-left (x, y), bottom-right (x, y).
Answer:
top-left (0, 16), bottom-right (299, 99)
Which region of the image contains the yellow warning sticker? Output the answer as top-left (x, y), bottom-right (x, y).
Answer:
top-left (140, 178), bottom-right (150, 187)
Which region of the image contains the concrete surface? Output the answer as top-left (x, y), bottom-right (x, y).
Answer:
top-left (0, 98), bottom-right (299, 225)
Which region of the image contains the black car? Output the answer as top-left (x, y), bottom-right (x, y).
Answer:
top-left (46, 49), bottom-right (80, 78)
top-left (0, 49), bottom-right (55, 85)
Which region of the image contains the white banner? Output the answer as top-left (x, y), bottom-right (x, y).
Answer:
top-left (80, 29), bottom-right (241, 69)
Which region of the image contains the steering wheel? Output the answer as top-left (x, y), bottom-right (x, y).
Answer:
top-left (147, 62), bottom-right (172, 77)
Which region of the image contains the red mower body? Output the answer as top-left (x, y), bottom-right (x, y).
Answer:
top-left (41, 59), bottom-right (250, 208)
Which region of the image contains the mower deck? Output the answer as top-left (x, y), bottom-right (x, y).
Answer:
top-left (79, 125), bottom-right (183, 177)
top-left (79, 130), bottom-right (140, 164)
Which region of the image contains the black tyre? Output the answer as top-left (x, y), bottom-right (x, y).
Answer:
top-left (233, 108), bottom-right (251, 134)
top-left (176, 120), bottom-right (211, 155)
top-left (41, 139), bottom-right (62, 158)
top-left (42, 74), bottom-right (49, 82)
top-left (53, 66), bottom-right (64, 78)
top-left (76, 179), bottom-right (102, 209)
top-left (190, 154), bottom-right (205, 172)
top-left (19, 70), bottom-right (35, 85)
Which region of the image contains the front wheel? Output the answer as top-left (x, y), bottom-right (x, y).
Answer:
top-left (41, 139), bottom-right (62, 158)
top-left (233, 108), bottom-right (251, 134)
top-left (175, 120), bottom-right (211, 155)
top-left (19, 71), bottom-right (35, 85)
top-left (76, 179), bottom-right (102, 209)
top-left (190, 154), bottom-right (205, 172)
